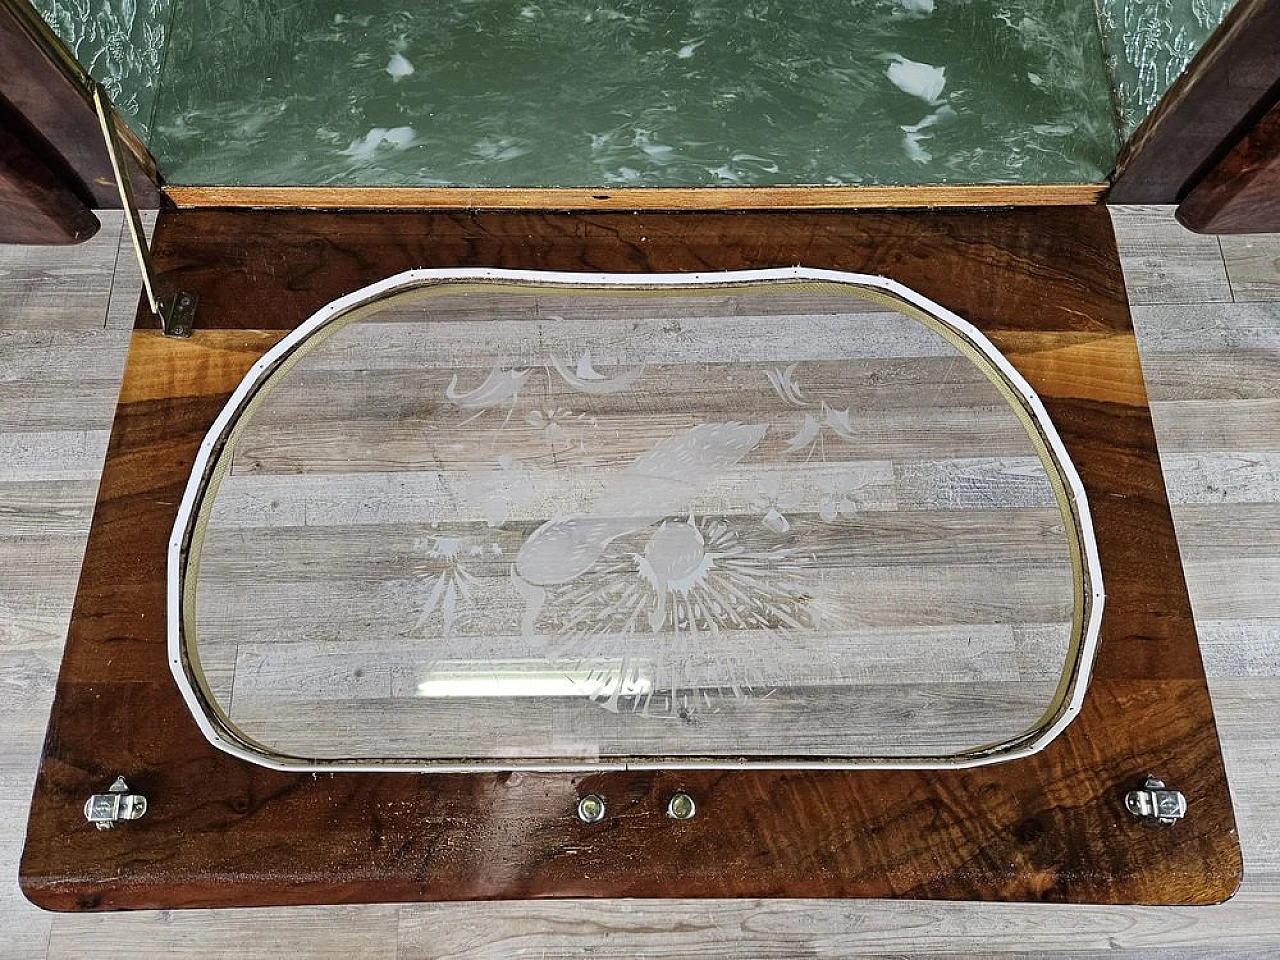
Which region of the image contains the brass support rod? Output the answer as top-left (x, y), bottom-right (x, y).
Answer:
top-left (92, 85), bottom-right (195, 337)
top-left (92, 84), bottom-right (161, 316)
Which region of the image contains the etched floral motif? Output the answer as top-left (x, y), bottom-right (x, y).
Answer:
top-left (816, 473), bottom-right (862, 522)
top-left (411, 535), bottom-right (485, 638)
top-left (463, 454), bottom-right (539, 528)
top-left (766, 363), bottom-right (807, 407)
top-left (424, 354), bottom-right (848, 713)
top-left (513, 422), bottom-right (767, 589)
top-left (526, 406), bottom-right (597, 450)
top-left (768, 363), bottom-right (861, 462)
top-left (445, 365), bottom-right (532, 413)
top-left (785, 403), bottom-right (860, 459)
top-left (550, 348), bottom-right (646, 395)
top-left (763, 363), bottom-right (868, 530)
top-left (538, 515), bottom-right (818, 716)
top-left (752, 474), bottom-right (803, 534)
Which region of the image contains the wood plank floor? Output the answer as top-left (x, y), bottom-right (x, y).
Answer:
top-left (2, 206), bottom-right (1279, 956)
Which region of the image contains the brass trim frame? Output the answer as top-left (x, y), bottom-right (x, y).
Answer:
top-left (169, 268), bottom-right (1104, 774)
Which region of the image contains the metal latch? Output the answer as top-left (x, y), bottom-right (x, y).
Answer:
top-left (84, 776), bottom-right (147, 830)
top-left (1125, 776), bottom-right (1186, 825)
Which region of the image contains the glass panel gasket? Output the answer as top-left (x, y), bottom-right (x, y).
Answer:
top-left (167, 266), bottom-right (1104, 774)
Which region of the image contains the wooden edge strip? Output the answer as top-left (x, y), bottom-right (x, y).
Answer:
top-left (164, 183), bottom-right (1108, 211)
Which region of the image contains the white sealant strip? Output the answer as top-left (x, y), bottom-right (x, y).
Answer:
top-left (166, 266), bottom-right (1105, 774)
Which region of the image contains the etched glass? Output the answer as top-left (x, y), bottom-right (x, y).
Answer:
top-left (174, 272), bottom-right (1101, 769)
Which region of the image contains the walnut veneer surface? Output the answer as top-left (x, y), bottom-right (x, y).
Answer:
top-left (19, 206), bottom-right (1240, 909)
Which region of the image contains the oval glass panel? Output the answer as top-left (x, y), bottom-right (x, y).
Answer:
top-left (171, 269), bottom-right (1102, 771)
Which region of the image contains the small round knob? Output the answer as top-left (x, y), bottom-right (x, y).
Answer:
top-left (666, 792), bottom-right (696, 820)
top-left (576, 793), bottom-right (606, 824)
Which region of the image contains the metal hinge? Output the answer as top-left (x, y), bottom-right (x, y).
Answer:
top-left (84, 776), bottom-right (148, 830)
top-left (1125, 776), bottom-right (1186, 826)
top-left (92, 85), bottom-right (197, 338)
top-left (155, 291), bottom-right (198, 338)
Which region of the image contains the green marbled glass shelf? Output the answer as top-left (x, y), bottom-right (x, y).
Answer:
top-left (21, 0), bottom-right (1239, 193)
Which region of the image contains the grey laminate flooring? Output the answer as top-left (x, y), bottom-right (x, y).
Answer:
top-left (1, 206), bottom-right (1278, 957)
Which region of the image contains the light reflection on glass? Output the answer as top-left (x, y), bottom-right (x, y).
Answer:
top-left (415, 659), bottom-right (654, 700)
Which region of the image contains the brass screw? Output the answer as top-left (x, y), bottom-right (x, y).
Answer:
top-left (666, 792), bottom-right (696, 820)
top-left (577, 793), bottom-right (606, 824)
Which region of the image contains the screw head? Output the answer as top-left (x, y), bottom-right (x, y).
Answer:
top-left (666, 792), bottom-right (696, 820)
top-left (576, 793), bottom-right (606, 824)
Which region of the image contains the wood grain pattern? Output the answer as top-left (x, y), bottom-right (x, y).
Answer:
top-left (1108, 206), bottom-right (1233, 305)
top-left (141, 207), bottom-right (1134, 334)
top-left (0, 648), bottom-right (59, 831)
top-left (0, 216), bottom-right (123, 332)
top-left (0, 104), bottom-right (98, 244)
top-left (19, 206), bottom-right (1241, 909)
top-left (163, 183), bottom-right (1109, 211)
top-left (0, 330), bottom-right (131, 432)
top-left (1178, 96), bottom-right (1280, 234)
top-left (1141, 350), bottom-right (1280, 400)
top-left (0, 840), bottom-right (51, 960)
top-left (0, 224), bottom-right (124, 956)
top-left (0, 0), bottom-right (161, 209)
top-left (43, 904), bottom-right (401, 960)
top-left (1109, 0), bottom-right (1280, 205)
top-left (1219, 234), bottom-right (1280, 302)
top-left (3, 205), bottom-right (1279, 954)
top-left (390, 892), bottom-right (1280, 958)
top-left (0, 431), bottom-right (110, 483)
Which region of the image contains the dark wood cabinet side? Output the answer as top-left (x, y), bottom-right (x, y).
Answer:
top-left (1177, 94), bottom-right (1280, 233)
top-left (0, 0), bottom-right (162, 210)
top-left (0, 99), bottom-right (100, 244)
top-left (1110, 0), bottom-right (1280, 205)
